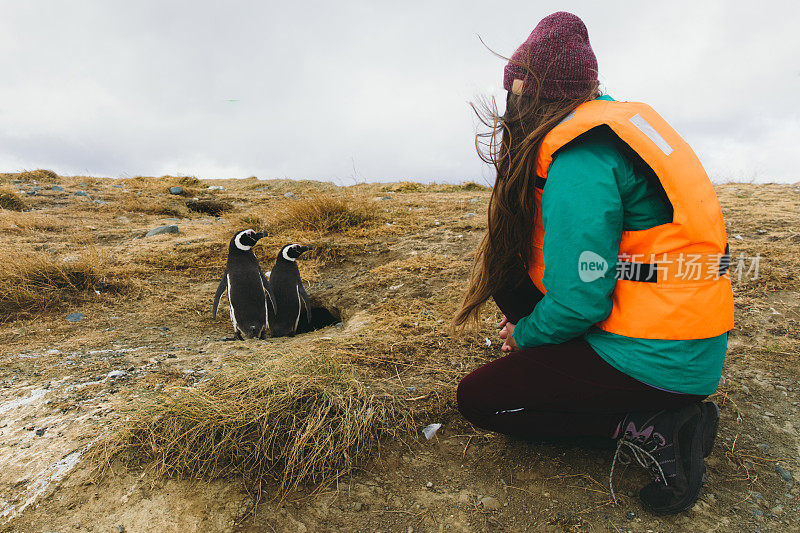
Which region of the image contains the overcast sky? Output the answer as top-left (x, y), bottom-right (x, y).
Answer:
top-left (0, 1), bottom-right (797, 184)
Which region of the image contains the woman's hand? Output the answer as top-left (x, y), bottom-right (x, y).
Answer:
top-left (498, 316), bottom-right (519, 352)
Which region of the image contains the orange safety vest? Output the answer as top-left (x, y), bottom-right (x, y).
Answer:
top-left (528, 99), bottom-right (734, 340)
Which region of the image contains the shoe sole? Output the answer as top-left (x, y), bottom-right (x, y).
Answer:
top-left (641, 404), bottom-right (707, 515)
top-left (701, 401), bottom-right (719, 458)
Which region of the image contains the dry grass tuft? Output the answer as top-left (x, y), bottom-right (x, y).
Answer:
top-left (186, 199), bottom-right (233, 216)
top-left (122, 196), bottom-right (186, 217)
top-left (383, 181), bottom-right (421, 192)
top-left (0, 187), bottom-right (26, 211)
top-left (0, 212), bottom-right (63, 233)
top-left (176, 176), bottom-right (200, 186)
top-left (93, 355), bottom-right (412, 498)
top-left (19, 169), bottom-right (60, 182)
top-left (456, 181), bottom-right (490, 191)
top-left (140, 241), bottom-right (226, 278)
top-left (270, 194), bottom-right (377, 233)
top-left (0, 247), bottom-right (114, 318)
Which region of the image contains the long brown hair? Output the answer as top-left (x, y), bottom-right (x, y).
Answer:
top-left (453, 84), bottom-right (600, 327)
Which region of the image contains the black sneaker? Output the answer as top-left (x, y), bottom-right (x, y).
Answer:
top-left (700, 401), bottom-right (720, 458)
top-left (609, 403), bottom-right (708, 515)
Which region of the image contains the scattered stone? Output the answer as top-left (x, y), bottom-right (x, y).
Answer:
top-left (107, 370), bottom-right (127, 379)
top-left (145, 225), bottom-right (179, 237)
top-left (50, 185), bottom-right (65, 192)
top-left (65, 312), bottom-right (85, 322)
top-left (47, 349), bottom-right (60, 355)
top-left (757, 443), bottom-right (770, 454)
top-left (169, 186), bottom-right (183, 195)
top-left (426, 481), bottom-right (433, 489)
top-left (284, 192), bottom-right (297, 199)
top-left (479, 496), bottom-right (501, 511)
top-left (74, 191), bottom-right (89, 197)
top-left (352, 502), bottom-right (363, 512)
top-left (35, 427), bottom-right (46, 436)
top-left (464, 212), bottom-right (477, 218)
top-left (776, 465), bottom-right (793, 482)
top-left (118, 526), bottom-right (125, 533)
top-left (625, 511), bottom-right (636, 520)
top-left (208, 185), bottom-right (226, 191)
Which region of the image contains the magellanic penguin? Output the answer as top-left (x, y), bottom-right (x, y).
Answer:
top-left (212, 229), bottom-right (274, 340)
top-left (268, 244), bottom-right (312, 337)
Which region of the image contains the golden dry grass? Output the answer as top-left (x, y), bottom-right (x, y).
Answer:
top-left (268, 193), bottom-right (378, 233)
top-left (121, 195), bottom-right (187, 217)
top-left (0, 187), bottom-right (26, 211)
top-left (93, 354), bottom-right (412, 498)
top-left (18, 169), bottom-right (60, 182)
top-left (0, 247), bottom-right (114, 319)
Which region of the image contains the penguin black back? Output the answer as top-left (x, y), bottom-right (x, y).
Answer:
top-left (268, 243), bottom-right (311, 337)
top-left (212, 229), bottom-right (272, 339)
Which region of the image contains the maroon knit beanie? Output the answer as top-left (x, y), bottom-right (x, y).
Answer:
top-left (503, 11), bottom-right (598, 99)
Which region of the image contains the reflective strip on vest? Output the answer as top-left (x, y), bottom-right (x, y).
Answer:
top-left (629, 114), bottom-right (673, 156)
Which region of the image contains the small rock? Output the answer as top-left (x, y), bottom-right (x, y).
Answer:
top-left (35, 427), bottom-right (46, 436)
top-left (776, 465), bottom-right (794, 482)
top-left (353, 502), bottom-right (363, 512)
top-left (479, 496), bottom-right (501, 511)
top-left (734, 234), bottom-right (744, 240)
top-left (208, 185), bottom-right (226, 191)
top-left (426, 481), bottom-right (433, 489)
top-left (284, 192), bottom-right (297, 198)
top-left (50, 185), bottom-right (65, 192)
top-left (757, 443), bottom-right (770, 454)
top-left (118, 526), bottom-right (125, 533)
top-left (107, 370), bottom-right (127, 379)
top-left (771, 504), bottom-right (783, 515)
top-left (145, 225), bottom-right (179, 237)
top-left (65, 312), bottom-right (85, 322)
top-left (169, 186), bottom-right (183, 195)
top-left (625, 511), bottom-right (636, 520)
top-left (74, 191), bottom-right (89, 197)
top-left (47, 349), bottom-right (60, 355)
top-left (464, 212), bottom-right (477, 218)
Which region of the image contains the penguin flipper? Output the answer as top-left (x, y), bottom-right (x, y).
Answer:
top-left (298, 282), bottom-right (312, 325)
top-left (212, 271), bottom-right (228, 319)
top-left (261, 272), bottom-right (277, 318)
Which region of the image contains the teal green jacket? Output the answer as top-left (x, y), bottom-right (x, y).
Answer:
top-left (512, 96), bottom-right (726, 395)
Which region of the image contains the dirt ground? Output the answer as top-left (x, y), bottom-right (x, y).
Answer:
top-left (0, 174), bottom-right (798, 532)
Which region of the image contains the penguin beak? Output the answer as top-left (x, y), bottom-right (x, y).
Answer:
top-left (253, 231), bottom-right (267, 241)
top-left (297, 245), bottom-right (311, 255)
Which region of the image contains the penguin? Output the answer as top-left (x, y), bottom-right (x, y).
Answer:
top-left (212, 229), bottom-right (274, 340)
top-left (268, 243), bottom-right (312, 337)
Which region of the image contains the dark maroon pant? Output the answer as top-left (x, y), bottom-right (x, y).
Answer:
top-left (456, 270), bottom-right (706, 440)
